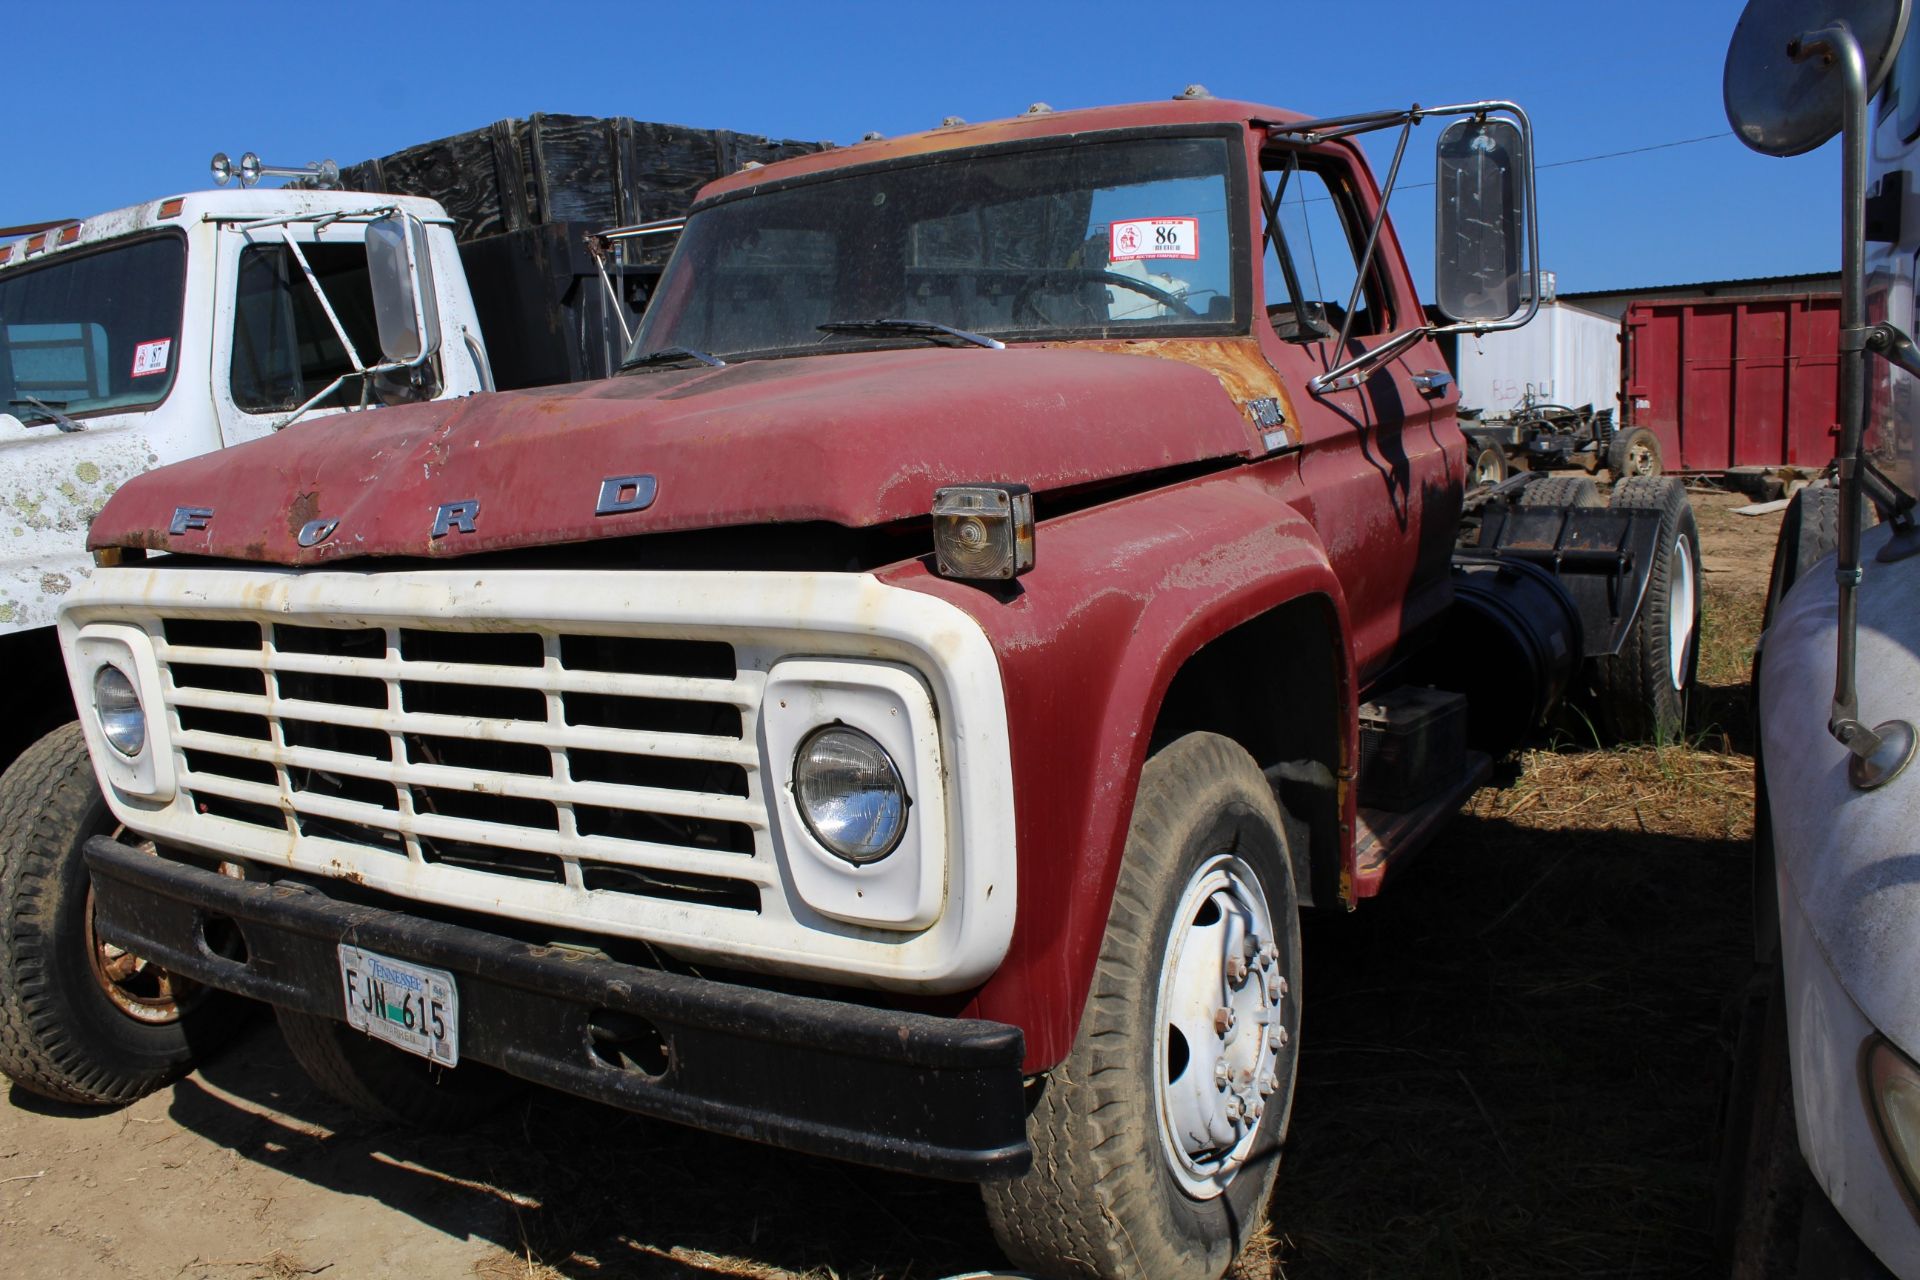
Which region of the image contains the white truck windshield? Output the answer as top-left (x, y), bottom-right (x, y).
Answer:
top-left (0, 235), bottom-right (187, 426)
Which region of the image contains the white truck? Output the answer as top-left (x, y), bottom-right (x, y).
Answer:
top-left (0, 185), bottom-right (493, 1100)
top-left (1722, 2), bottom-right (1920, 1276)
top-left (0, 114), bottom-right (822, 1105)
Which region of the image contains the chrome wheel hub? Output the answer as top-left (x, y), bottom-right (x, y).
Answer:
top-left (1154, 853), bottom-right (1287, 1199)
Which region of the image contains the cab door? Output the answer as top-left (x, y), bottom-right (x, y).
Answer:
top-left (1250, 139), bottom-right (1462, 684)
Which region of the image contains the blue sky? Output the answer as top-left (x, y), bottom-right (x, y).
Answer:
top-left (5, 0), bottom-right (1837, 294)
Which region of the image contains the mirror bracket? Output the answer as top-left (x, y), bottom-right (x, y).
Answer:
top-left (1286, 100), bottom-right (1540, 397)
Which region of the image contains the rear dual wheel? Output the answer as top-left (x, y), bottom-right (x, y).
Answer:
top-left (1596, 477), bottom-right (1701, 743)
top-left (985, 733), bottom-right (1301, 1280)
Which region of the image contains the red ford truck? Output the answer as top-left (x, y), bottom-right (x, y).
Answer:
top-left (27, 92), bottom-right (1702, 1279)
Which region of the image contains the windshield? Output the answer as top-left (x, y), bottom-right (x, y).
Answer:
top-left (0, 234), bottom-right (187, 425)
top-left (631, 134), bottom-right (1242, 362)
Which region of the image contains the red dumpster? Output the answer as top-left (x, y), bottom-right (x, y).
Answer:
top-left (1622, 294), bottom-right (1839, 472)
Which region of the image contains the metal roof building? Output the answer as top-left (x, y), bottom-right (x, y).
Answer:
top-left (1558, 270), bottom-right (1839, 320)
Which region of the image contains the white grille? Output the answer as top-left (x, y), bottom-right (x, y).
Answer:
top-left (160, 618), bottom-right (768, 912)
top-left (61, 568), bottom-right (1018, 991)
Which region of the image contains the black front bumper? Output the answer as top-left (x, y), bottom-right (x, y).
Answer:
top-left (85, 837), bottom-right (1030, 1181)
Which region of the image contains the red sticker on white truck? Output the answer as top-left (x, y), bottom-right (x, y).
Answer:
top-left (130, 339), bottom-right (171, 378)
top-left (1110, 217), bottom-right (1199, 261)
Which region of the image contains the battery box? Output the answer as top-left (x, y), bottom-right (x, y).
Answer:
top-left (1358, 687), bottom-right (1469, 811)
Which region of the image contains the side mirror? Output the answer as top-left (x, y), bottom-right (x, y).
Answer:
top-left (365, 210), bottom-right (442, 365)
top-left (1434, 118), bottom-right (1534, 324)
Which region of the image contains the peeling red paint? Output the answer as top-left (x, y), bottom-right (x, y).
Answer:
top-left (88, 346), bottom-right (1255, 563)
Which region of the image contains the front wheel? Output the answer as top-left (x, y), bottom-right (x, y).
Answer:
top-left (984, 733), bottom-right (1301, 1280)
top-left (0, 722), bottom-right (239, 1104)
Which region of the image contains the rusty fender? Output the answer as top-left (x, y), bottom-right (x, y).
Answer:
top-left (883, 467), bottom-right (1353, 1072)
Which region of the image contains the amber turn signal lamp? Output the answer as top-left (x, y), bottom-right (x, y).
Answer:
top-left (57, 224), bottom-right (80, 245)
top-left (932, 484), bottom-right (1035, 580)
top-left (158, 198), bottom-right (185, 219)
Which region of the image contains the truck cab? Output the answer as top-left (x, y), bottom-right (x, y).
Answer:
top-left (37, 94), bottom-right (1698, 1280)
top-left (2, 187), bottom-right (489, 738)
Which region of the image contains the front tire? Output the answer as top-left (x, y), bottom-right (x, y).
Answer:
top-left (984, 733), bottom-right (1301, 1280)
top-left (0, 722), bottom-right (236, 1104)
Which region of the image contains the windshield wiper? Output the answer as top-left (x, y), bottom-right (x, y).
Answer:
top-left (619, 345), bottom-right (727, 371)
top-left (9, 396), bottom-right (84, 433)
top-left (818, 319), bottom-right (1004, 350)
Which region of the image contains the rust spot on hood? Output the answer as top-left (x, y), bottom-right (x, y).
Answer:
top-left (287, 491), bottom-right (321, 539)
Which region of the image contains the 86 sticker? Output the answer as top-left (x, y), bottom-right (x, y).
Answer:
top-left (1110, 217), bottom-right (1199, 261)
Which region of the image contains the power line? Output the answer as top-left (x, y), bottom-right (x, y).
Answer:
top-left (1537, 131), bottom-right (1733, 171)
top-left (1389, 130), bottom-right (1737, 192)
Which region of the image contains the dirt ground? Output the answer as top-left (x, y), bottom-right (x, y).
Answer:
top-left (0, 489), bottom-right (1785, 1280)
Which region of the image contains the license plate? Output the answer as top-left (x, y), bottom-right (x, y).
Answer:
top-left (337, 945), bottom-right (459, 1066)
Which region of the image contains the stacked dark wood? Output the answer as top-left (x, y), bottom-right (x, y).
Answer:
top-left (324, 114), bottom-right (828, 244)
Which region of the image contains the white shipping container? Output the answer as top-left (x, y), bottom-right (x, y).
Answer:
top-left (1454, 299), bottom-right (1621, 419)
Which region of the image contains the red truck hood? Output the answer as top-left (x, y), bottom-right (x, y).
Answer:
top-left (90, 345), bottom-right (1263, 565)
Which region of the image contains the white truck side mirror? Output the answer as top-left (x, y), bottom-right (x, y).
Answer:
top-left (366, 211), bottom-right (443, 365)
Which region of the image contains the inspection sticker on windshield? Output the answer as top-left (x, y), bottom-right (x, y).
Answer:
top-left (130, 339), bottom-right (171, 378)
top-left (1110, 217), bottom-right (1199, 262)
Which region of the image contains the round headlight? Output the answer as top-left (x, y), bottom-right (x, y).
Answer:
top-left (93, 664), bottom-right (146, 758)
top-left (793, 726), bottom-right (909, 864)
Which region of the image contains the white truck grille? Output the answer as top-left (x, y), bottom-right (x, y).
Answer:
top-left (161, 617), bottom-right (767, 912)
top-left (60, 568), bottom-right (1017, 992)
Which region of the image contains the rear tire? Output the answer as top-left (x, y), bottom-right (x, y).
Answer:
top-left (1607, 426), bottom-right (1663, 478)
top-left (277, 1006), bottom-right (521, 1130)
top-left (1595, 477), bottom-right (1701, 743)
top-left (0, 722), bottom-right (239, 1104)
top-left (983, 733), bottom-right (1301, 1280)
top-left (1516, 474), bottom-right (1600, 508)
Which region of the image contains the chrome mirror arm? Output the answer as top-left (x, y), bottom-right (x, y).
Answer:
top-left (1800, 22), bottom-right (1918, 789)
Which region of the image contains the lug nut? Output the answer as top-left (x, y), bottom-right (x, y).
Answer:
top-left (1258, 944), bottom-right (1279, 971)
top-left (1223, 1095), bottom-right (1243, 1123)
top-left (1259, 1073), bottom-right (1278, 1097)
top-left (1269, 1025), bottom-right (1289, 1050)
top-left (1214, 1059), bottom-right (1230, 1090)
top-left (1213, 1006), bottom-right (1235, 1036)
top-left (1227, 954), bottom-right (1250, 985)
top-left (1266, 975), bottom-right (1285, 1002)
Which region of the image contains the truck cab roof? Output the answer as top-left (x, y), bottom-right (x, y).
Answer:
top-left (700, 97), bottom-right (1309, 202)
top-left (0, 187), bottom-right (452, 268)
